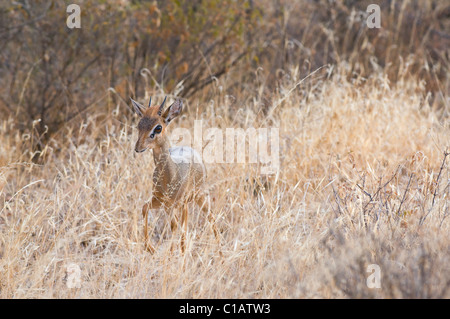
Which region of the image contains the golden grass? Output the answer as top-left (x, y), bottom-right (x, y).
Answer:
top-left (0, 67), bottom-right (449, 298)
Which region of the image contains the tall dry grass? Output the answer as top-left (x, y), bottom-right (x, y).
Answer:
top-left (0, 64), bottom-right (448, 298)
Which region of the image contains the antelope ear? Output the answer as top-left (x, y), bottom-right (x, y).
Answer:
top-left (130, 98), bottom-right (146, 117)
top-left (162, 99), bottom-right (183, 124)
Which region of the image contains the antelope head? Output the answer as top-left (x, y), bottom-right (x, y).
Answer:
top-left (131, 97), bottom-right (183, 153)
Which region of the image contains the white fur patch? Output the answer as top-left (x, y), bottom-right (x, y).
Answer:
top-left (169, 146), bottom-right (203, 164)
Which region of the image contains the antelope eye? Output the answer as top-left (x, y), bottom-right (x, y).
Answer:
top-left (154, 125), bottom-right (162, 134)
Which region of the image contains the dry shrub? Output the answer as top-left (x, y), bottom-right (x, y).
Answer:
top-left (0, 65), bottom-right (448, 297)
top-left (1, 0), bottom-right (448, 152)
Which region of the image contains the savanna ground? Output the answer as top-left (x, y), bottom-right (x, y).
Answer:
top-left (0, 0), bottom-right (449, 298)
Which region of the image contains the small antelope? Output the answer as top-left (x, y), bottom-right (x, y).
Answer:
top-left (131, 96), bottom-right (218, 253)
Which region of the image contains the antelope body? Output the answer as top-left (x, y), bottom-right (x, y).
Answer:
top-left (131, 97), bottom-right (217, 253)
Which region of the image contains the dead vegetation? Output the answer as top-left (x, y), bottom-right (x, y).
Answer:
top-left (0, 0), bottom-right (449, 298)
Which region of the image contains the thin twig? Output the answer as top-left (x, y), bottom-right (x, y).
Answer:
top-left (431, 149), bottom-right (449, 209)
top-left (420, 149), bottom-right (450, 225)
top-left (396, 172), bottom-right (414, 217)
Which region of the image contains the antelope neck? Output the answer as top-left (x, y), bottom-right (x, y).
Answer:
top-left (152, 135), bottom-right (176, 174)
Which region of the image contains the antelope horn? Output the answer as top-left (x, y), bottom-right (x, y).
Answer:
top-left (148, 97), bottom-right (152, 107)
top-left (158, 96), bottom-right (167, 115)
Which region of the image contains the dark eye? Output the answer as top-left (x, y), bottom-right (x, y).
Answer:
top-left (154, 125), bottom-right (162, 134)
top-left (149, 133), bottom-right (155, 139)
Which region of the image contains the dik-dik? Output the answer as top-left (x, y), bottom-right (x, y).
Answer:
top-left (131, 97), bottom-right (219, 253)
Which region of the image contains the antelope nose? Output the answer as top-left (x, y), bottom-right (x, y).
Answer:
top-left (135, 142), bottom-right (143, 153)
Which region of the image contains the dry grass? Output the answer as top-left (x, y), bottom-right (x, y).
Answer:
top-left (0, 66), bottom-right (449, 298)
